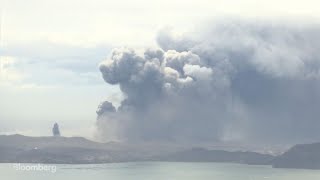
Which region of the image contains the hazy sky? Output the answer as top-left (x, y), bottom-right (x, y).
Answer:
top-left (0, 0), bottom-right (320, 139)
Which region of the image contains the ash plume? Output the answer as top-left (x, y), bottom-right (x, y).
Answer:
top-left (96, 20), bottom-right (320, 145)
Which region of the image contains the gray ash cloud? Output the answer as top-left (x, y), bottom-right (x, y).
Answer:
top-left (96, 20), bottom-right (320, 145)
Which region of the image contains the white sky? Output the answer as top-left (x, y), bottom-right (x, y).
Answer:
top-left (0, 0), bottom-right (320, 139)
top-left (2, 0), bottom-right (320, 46)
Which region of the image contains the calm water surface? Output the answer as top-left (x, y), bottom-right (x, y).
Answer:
top-left (1, 162), bottom-right (320, 180)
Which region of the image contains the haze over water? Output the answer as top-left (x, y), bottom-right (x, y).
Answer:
top-left (2, 162), bottom-right (320, 180)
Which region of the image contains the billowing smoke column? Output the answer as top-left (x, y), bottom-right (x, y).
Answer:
top-left (52, 123), bottom-right (61, 137)
top-left (97, 20), bottom-right (320, 145)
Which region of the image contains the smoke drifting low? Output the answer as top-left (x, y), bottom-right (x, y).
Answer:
top-left (97, 20), bottom-right (320, 145)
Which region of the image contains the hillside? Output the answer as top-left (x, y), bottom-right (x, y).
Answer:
top-left (155, 147), bottom-right (274, 165)
top-left (273, 142), bottom-right (320, 169)
top-left (0, 134), bottom-right (275, 165)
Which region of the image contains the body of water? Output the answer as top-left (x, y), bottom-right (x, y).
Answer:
top-left (1, 162), bottom-right (320, 180)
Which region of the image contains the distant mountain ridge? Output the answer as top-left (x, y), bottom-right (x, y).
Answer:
top-left (273, 142), bottom-right (320, 169)
top-left (0, 134), bottom-right (184, 163)
top-left (154, 147), bottom-right (274, 165)
top-left (1, 134), bottom-right (320, 169)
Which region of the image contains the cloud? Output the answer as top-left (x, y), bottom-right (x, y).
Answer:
top-left (1, 41), bottom-right (111, 87)
top-left (96, 101), bottom-right (116, 116)
top-left (97, 20), bottom-right (320, 145)
top-left (0, 56), bottom-right (25, 85)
